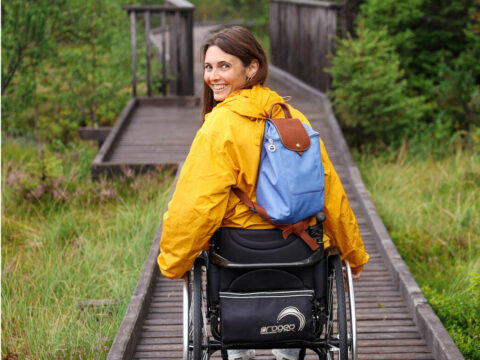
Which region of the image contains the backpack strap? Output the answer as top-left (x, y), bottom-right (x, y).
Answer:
top-left (269, 102), bottom-right (293, 119)
top-left (232, 188), bottom-right (320, 251)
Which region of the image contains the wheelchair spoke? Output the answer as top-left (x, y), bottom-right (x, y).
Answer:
top-left (325, 272), bottom-right (335, 339)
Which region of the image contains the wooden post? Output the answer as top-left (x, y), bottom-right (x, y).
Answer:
top-left (269, 0), bottom-right (340, 92)
top-left (169, 12), bottom-right (179, 95)
top-left (185, 9), bottom-right (194, 95)
top-left (130, 11), bottom-right (137, 97)
top-left (161, 12), bottom-right (167, 96)
top-left (122, 3), bottom-right (195, 97)
top-left (177, 10), bottom-right (194, 95)
top-left (145, 10), bottom-right (152, 97)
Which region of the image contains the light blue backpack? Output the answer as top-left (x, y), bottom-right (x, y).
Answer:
top-left (233, 102), bottom-right (325, 250)
top-left (257, 103), bottom-right (325, 224)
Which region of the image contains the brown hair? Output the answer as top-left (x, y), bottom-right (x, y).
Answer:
top-left (201, 26), bottom-right (268, 121)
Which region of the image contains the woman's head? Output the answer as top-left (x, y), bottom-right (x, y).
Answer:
top-left (201, 26), bottom-right (268, 119)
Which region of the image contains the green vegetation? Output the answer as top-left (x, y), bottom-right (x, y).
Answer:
top-left (327, 0), bottom-right (480, 148)
top-left (356, 146), bottom-right (480, 358)
top-left (327, 24), bottom-right (429, 147)
top-left (1, 0), bottom-right (143, 147)
top-left (1, 139), bottom-right (174, 359)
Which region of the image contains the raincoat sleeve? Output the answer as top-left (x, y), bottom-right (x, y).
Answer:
top-left (320, 139), bottom-right (369, 271)
top-left (158, 126), bottom-right (237, 279)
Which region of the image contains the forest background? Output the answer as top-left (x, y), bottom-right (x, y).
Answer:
top-left (2, 0), bottom-right (479, 359)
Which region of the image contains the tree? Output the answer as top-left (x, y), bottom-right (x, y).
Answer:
top-left (1, 0), bottom-right (64, 94)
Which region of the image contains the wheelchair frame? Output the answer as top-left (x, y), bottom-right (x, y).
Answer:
top-left (183, 247), bottom-right (357, 360)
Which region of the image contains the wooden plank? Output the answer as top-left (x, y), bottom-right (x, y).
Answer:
top-left (138, 337), bottom-right (182, 344)
top-left (356, 326), bottom-right (422, 333)
top-left (360, 346), bottom-right (431, 354)
top-left (92, 98), bottom-right (136, 164)
top-left (136, 344), bottom-right (182, 351)
top-left (123, 4), bottom-right (194, 12)
top-left (165, 0), bottom-right (195, 9)
top-left (359, 339), bottom-right (427, 347)
top-left (358, 355), bottom-right (433, 360)
top-left (272, 0), bottom-right (341, 9)
top-left (136, 95), bottom-right (199, 106)
top-left (133, 350), bottom-right (185, 358)
top-left (78, 126), bottom-right (112, 142)
top-left (143, 319), bottom-right (182, 326)
top-left (138, 331), bottom-right (182, 338)
top-left (357, 332), bottom-right (426, 340)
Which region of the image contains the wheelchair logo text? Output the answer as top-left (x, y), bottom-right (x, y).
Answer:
top-left (260, 306), bottom-right (306, 335)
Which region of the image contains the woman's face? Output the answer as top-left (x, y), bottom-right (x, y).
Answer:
top-left (204, 45), bottom-right (257, 102)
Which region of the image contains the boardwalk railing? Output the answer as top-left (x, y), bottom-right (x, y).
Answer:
top-left (269, 0), bottom-right (340, 92)
top-left (123, 0), bottom-right (194, 97)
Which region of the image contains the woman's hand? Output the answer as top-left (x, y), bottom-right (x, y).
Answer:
top-left (351, 269), bottom-right (362, 280)
top-left (344, 269), bottom-right (362, 292)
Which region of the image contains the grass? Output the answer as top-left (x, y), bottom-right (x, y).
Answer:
top-left (355, 145), bottom-right (480, 359)
top-left (1, 138), bottom-right (174, 360)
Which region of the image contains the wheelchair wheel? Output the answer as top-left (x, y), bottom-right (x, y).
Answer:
top-left (344, 261), bottom-right (358, 360)
top-left (193, 259), bottom-right (208, 360)
top-left (184, 259), bottom-right (209, 360)
top-left (326, 254), bottom-right (348, 360)
top-left (183, 272), bottom-right (191, 360)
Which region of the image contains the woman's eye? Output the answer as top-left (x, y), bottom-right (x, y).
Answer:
top-left (204, 64), bottom-right (212, 70)
top-left (221, 64), bottom-right (229, 69)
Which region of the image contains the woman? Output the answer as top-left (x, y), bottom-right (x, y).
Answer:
top-left (158, 26), bottom-right (369, 360)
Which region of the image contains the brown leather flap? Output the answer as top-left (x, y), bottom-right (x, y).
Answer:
top-left (269, 103), bottom-right (310, 153)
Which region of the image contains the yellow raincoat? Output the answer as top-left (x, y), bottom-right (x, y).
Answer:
top-left (158, 85), bottom-right (369, 279)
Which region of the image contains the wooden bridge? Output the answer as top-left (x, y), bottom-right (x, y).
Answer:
top-left (98, 1), bottom-right (464, 359)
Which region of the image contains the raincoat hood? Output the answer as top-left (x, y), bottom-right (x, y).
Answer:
top-left (212, 84), bottom-right (287, 120)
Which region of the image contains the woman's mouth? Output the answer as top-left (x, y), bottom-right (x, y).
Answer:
top-left (211, 84), bottom-right (227, 91)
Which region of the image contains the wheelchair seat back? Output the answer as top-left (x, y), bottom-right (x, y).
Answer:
top-left (207, 227), bottom-right (327, 348)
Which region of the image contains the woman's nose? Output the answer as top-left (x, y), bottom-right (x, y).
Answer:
top-left (209, 68), bottom-right (220, 81)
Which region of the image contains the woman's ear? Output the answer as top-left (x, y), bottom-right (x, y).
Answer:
top-left (247, 59), bottom-right (260, 79)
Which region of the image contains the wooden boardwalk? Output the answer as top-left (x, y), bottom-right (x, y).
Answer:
top-left (106, 25), bottom-right (463, 360)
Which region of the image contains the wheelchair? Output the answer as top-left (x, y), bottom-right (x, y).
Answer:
top-left (183, 214), bottom-right (357, 360)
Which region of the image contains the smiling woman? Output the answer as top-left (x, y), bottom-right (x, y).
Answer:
top-left (200, 26), bottom-right (269, 120)
top-left (203, 45), bottom-right (259, 102)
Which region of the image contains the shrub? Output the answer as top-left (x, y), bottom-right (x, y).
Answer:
top-left (359, 0), bottom-right (480, 143)
top-left (361, 0), bottom-right (477, 81)
top-left (326, 24), bottom-right (429, 147)
top-left (423, 281), bottom-right (480, 360)
top-left (1, 0), bottom-right (132, 146)
top-left (434, 20), bottom-right (480, 139)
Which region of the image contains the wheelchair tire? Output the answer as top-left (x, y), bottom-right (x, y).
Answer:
top-left (344, 261), bottom-right (358, 360)
top-left (193, 260), bottom-right (207, 360)
top-left (332, 254), bottom-right (348, 360)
